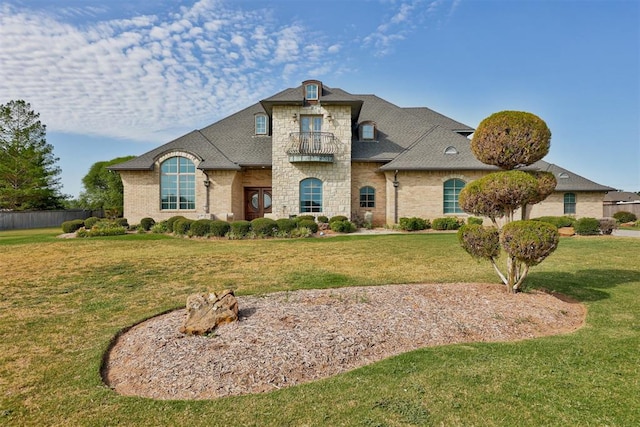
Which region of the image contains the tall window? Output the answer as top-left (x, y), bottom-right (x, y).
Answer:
top-left (360, 186), bottom-right (375, 208)
top-left (443, 178), bottom-right (465, 214)
top-left (564, 193), bottom-right (576, 214)
top-left (161, 157), bottom-right (196, 210)
top-left (300, 178), bottom-right (322, 212)
top-left (255, 114), bottom-right (267, 135)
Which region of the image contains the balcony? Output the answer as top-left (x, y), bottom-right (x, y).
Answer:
top-left (286, 132), bottom-right (338, 163)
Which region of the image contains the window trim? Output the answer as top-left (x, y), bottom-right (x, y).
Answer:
top-left (305, 83), bottom-right (319, 100)
top-left (300, 177), bottom-right (323, 213)
top-left (443, 178), bottom-right (465, 214)
top-left (359, 121), bottom-right (377, 140)
top-left (160, 156), bottom-right (196, 211)
top-left (359, 186), bottom-right (376, 208)
top-left (255, 114), bottom-right (268, 135)
top-left (564, 192), bottom-right (576, 215)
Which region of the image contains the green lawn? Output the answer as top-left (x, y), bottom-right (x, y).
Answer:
top-left (1, 228), bottom-right (639, 426)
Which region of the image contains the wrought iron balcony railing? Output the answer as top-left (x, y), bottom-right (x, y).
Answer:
top-left (287, 132), bottom-right (339, 154)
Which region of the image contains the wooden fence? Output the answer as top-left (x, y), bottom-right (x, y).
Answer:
top-left (604, 203), bottom-right (640, 219)
top-left (0, 210), bottom-right (100, 231)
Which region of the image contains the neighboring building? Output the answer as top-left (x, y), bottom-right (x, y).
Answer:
top-left (603, 191), bottom-right (640, 218)
top-left (110, 80), bottom-right (614, 226)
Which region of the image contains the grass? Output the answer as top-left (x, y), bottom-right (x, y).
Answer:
top-left (1, 228), bottom-right (639, 426)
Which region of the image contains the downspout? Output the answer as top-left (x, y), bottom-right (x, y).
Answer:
top-left (393, 170), bottom-right (399, 224)
top-left (203, 171), bottom-right (210, 215)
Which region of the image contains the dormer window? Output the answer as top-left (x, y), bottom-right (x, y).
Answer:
top-left (305, 84), bottom-right (318, 100)
top-left (359, 121), bottom-right (377, 140)
top-left (302, 80), bottom-right (322, 102)
top-left (255, 114), bottom-right (268, 135)
top-left (444, 146), bottom-right (458, 155)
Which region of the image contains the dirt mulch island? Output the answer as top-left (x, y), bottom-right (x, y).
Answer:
top-left (103, 283), bottom-right (585, 400)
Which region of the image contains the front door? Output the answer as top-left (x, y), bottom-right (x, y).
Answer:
top-left (245, 187), bottom-right (272, 220)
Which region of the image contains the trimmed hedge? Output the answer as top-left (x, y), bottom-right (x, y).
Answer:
top-left (574, 217), bottom-right (600, 235)
top-left (140, 217), bottom-right (155, 231)
top-left (467, 217), bottom-right (484, 225)
top-left (210, 220), bottom-right (231, 237)
top-left (173, 219), bottom-right (194, 235)
top-left (317, 215), bottom-right (329, 224)
top-left (501, 220), bottom-right (559, 266)
top-left (61, 219), bottom-right (84, 233)
top-left (531, 216), bottom-right (576, 228)
top-left (190, 219), bottom-right (213, 237)
top-left (329, 215), bottom-right (349, 224)
top-left (298, 219), bottom-right (318, 233)
top-left (276, 218), bottom-right (296, 233)
top-left (330, 220), bottom-right (356, 233)
top-left (432, 217), bottom-right (462, 230)
top-left (251, 218), bottom-right (278, 237)
top-left (457, 224), bottom-right (500, 260)
top-left (230, 220), bottom-right (251, 238)
top-left (166, 216), bottom-right (187, 232)
top-left (613, 211), bottom-right (637, 223)
top-left (398, 217), bottom-right (429, 231)
top-left (84, 217), bottom-right (100, 229)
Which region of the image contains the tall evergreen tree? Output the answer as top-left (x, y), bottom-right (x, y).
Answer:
top-left (0, 100), bottom-right (64, 210)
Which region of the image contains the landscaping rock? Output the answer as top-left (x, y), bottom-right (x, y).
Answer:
top-left (179, 289), bottom-right (238, 335)
top-left (558, 226), bottom-right (575, 237)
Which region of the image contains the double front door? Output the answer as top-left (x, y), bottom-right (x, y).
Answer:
top-left (245, 187), bottom-right (272, 220)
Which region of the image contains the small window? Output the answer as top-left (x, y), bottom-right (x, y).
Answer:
top-left (300, 178), bottom-right (322, 212)
top-left (255, 114), bottom-right (267, 135)
top-left (305, 84), bottom-right (318, 100)
top-left (360, 186), bottom-right (375, 208)
top-left (443, 178), bottom-right (465, 214)
top-left (564, 193), bottom-right (576, 214)
top-left (559, 172), bottom-right (570, 179)
top-left (360, 121), bottom-right (376, 140)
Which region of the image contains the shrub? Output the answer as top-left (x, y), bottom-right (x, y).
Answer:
top-left (317, 215), bottom-right (329, 224)
top-left (531, 216), bottom-right (575, 228)
top-left (398, 217), bottom-right (429, 231)
top-left (190, 219), bottom-right (213, 237)
top-left (84, 217), bottom-right (100, 229)
top-left (501, 220), bottom-right (559, 266)
top-left (140, 217), bottom-right (155, 231)
top-left (329, 215), bottom-right (349, 224)
top-left (230, 220), bottom-right (251, 238)
top-left (276, 218), bottom-right (296, 233)
top-left (599, 218), bottom-right (616, 235)
top-left (291, 226), bottom-right (313, 238)
top-left (574, 217), bottom-right (600, 235)
top-left (330, 220), bottom-right (357, 233)
top-left (457, 224), bottom-right (500, 260)
top-left (76, 224), bottom-right (126, 237)
top-left (114, 218), bottom-right (129, 228)
top-left (173, 219), bottom-right (194, 235)
top-left (613, 211), bottom-right (637, 223)
top-left (209, 220), bottom-right (231, 237)
top-left (432, 217), bottom-right (462, 230)
top-left (151, 221), bottom-right (169, 234)
top-left (62, 219), bottom-right (85, 233)
top-left (467, 217), bottom-right (484, 225)
top-left (166, 215), bottom-right (187, 232)
top-left (298, 219), bottom-right (318, 233)
top-left (251, 218), bottom-right (278, 237)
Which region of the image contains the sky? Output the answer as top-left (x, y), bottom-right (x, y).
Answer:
top-left (1, 0), bottom-right (638, 198)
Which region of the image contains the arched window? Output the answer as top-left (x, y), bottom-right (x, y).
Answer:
top-left (564, 193), bottom-right (576, 215)
top-left (160, 156), bottom-right (196, 210)
top-left (300, 178), bottom-right (322, 212)
top-left (443, 178), bottom-right (465, 214)
top-left (360, 186), bottom-right (375, 208)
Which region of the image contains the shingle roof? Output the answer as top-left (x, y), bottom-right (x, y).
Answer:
top-left (109, 80), bottom-right (612, 194)
top-left (533, 162), bottom-right (615, 192)
top-left (603, 191), bottom-right (640, 202)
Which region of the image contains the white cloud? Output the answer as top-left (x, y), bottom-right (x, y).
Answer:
top-left (0, 0), bottom-right (345, 143)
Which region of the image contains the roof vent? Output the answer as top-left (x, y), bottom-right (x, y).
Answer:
top-left (558, 172), bottom-right (570, 179)
top-left (444, 146), bottom-right (458, 155)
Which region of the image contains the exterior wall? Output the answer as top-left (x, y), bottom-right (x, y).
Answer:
top-left (270, 104), bottom-right (352, 219)
top-left (208, 170), bottom-right (238, 221)
top-left (529, 191), bottom-right (606, 219)
top-left (351, 162), bottom-right (387, 225)
top-left (385, 170), bottom-right (487, 225)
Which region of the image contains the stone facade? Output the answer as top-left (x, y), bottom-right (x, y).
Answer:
top-left (270, 105), bottom-right (352, 219)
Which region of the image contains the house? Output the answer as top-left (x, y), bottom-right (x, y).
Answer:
top-left (603, 191), bottom-right (640, 218)
top-left (110, 80), bottom-right (614, 226)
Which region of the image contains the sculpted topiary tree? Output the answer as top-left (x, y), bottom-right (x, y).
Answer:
top-left (458, 111), bottom-right (559, 293)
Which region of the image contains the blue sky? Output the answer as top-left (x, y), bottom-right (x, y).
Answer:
top-left (1, 0), bottom-right (638, 198)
